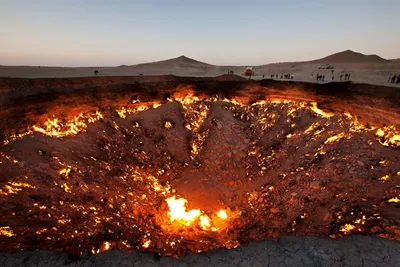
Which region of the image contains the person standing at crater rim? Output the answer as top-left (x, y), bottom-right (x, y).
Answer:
top-left (388, 74), bottom-right (392, 83)
top-left (391, 74), bottom-right (397, 83)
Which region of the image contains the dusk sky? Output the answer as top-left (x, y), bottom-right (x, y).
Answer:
top-left (1, 0), bottom-right (399, 66)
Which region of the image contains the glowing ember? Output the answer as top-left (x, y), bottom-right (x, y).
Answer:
top-left (164, 121), bottom-right (173, 129)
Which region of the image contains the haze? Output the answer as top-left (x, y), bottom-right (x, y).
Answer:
top-left (1, 0), bottom-right (399, 67)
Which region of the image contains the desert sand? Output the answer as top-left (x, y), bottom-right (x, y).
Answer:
top-left (1, 50), bottom-right (400, 87)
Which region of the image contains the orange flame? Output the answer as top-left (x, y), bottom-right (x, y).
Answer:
top-left (165, 196), bottom-right (201, 226)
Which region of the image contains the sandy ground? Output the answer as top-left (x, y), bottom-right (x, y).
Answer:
top-left (1, 55), bottom-right (400, 87)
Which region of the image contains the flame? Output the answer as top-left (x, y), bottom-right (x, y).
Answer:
top-left (340, 224), bottom-right (355, 234)
top-left (310, 102), bottom-right (333, 118)
top-left (164, 196), bottom-right (231, 231)
top-left (378, 175), bottom-right (390, 182)
top-left (375, 126), bottom-right (400, 148)
top-left (388, 197), bottom-right (399, 203)
top-left (165, 196), bottom-right (201, 226)
top-left (59, 167), bottom-right (71, 177)
top-left (0, 181), bottom-right (36, 196)
top-left (217, 209), bottom-right (228, 219)
top-left (324, 132), bottom-right (347, 144)
top-left (199, 215), bottom-right (211, 230)
top-left (142, 239), bottom-right (151, 248)
top-left (32, 111), bottom-right (103, 138)
top-left (0, 226), bottom-right (16, 237)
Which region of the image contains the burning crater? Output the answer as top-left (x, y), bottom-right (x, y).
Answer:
top-left (0, 82), bottom-right (400, 258)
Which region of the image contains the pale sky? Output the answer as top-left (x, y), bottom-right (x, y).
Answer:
top-left (0, 0), bottom-right (399, 66)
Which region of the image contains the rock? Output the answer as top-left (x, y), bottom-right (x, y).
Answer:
top-left (323, 213), bottom-right (333, 222)
top-left (270, 208), bottom-right (281, 213)
top-left (357, 160), bottom-right (365, 167)
top-left (370, 226), bottom-right (381, 233)
top-left (310, 181), bottom-right (320, 189)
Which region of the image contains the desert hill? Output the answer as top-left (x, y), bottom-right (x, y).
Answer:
top-left (314, 50), bottom-right (388, 63)
top-left (136, 55), bottom-right (212, 68)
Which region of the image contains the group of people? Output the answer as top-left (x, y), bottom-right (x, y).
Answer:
top-left (339, 73), bottom-right (351, 81)
top-left (266, 73), bottom-right (294, 79)
top-left (388, 74), bottom-right (400, 84)
top-left (314, 70), bottom-right (351, 82)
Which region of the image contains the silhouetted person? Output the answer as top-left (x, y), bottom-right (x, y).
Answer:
top-left (322, 75), bottom-right (325, 81)
top-left (392, 74), bottom-right (397, 83)
top-left (331, 69), bottom-right (334, 75)
top-left (347, 73), bottom-right (351, 80)
top-left (396, 74), bottom-right (400, 84)
top-left (340, 74), bottom-right (343, 81)
top-left (332, 75), bottom-right (334, 81)
top-left (262, 74), bottom-right (265, 79)
top-left (94, 70), bottom-right (99, 76)
top-left (388, 74), bottom-right (392, 83)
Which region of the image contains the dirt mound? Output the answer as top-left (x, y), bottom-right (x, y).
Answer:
top-left (316, 50), bottom-right (388, 63)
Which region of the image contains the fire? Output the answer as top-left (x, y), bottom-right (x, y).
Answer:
top-left (165, 196), bottom-right (201, 226)
top-left (142, 239), bottom-right (151, 248)
top-left (59, 167), bottom-right (71, 177)
top-left (0, 181), bottom-right (36, 196)
top-left (388, 197), bottom-right (399, 203)
top-left (164, 196), bottom-right (231, 231)
top-left (0, 226), bottom-right (16, 237)
top-left (378, 175), bottom-right (390, 182)
top-left (340, 224), bottom-right (355, 234)
top-left (199, 215), bottom-right (211, 230)
top-left (217, 209), bottom-right (228, 219)
top-left (310, 102), bottom-right (333, 118)
top-left (32, 111), bottom-right (103, 138)
top-left (324, 132), bottom-right (347, 144)
top-left (375, 126), bottom-right (400, 148)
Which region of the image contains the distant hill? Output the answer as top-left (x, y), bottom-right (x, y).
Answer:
top-left (314, 50), bottom-right (388, 63)
top-left (135, 55), bottom-right (214, 69)
top-left (390, 58), bottom-right (400, 63)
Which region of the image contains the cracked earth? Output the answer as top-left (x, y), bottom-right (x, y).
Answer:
top-left (1, 236), bottom-right (399, 267)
